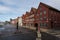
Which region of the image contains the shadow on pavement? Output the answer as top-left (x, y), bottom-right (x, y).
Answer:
top-left (41, 32), bottom-right (60, 40)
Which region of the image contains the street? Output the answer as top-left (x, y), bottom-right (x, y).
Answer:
top-left (0, 24), bottom-right (36, 40)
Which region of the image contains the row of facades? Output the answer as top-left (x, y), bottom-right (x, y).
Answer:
top-left (10, 2), bottom-right (60, 31)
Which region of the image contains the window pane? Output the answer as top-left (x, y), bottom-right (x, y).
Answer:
top-left (44, 16), bottom-right (47, 20)
top-left (40, 23), bottom-right (42, 27)
top-left (40, 23), bottom-right (43, 27)
top-left (44, 11), bottom-right (46, 14)
top-left (40, 18), bottom-right (43, 20)
top-left (40, 12), bottom-right (42, 15)
top-left (40, 23), bottom-right (47, 27)
top-left (44, 23), bottom-right (47, 27)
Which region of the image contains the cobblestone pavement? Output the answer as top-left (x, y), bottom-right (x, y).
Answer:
top-left (0, 24), bottom-right (36, 40)
top-left (41, 32), bottom-right (60, 40)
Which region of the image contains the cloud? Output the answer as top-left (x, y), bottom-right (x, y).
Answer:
top-left (0, 0), bottom-right (15, 5)
top-left (0, 5), bottom-right (11, 11)
top-left (0, 5), bottom-right (14, 15)
top-left (0, 0), bottom-right (60, 21)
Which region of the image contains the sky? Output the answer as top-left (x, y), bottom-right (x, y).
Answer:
top-left (0, 0), bottom-right (60, 22)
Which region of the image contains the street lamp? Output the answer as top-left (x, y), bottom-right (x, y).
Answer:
top-left (16, 21), bottom-right (18, 30)
top-left (16, 17), bottom-right (19, 31)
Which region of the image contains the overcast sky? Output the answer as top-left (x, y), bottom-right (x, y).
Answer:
top-left (0, 0), bottom-right (60, 22)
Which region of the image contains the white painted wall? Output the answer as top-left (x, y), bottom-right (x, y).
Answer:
top-left (18, 17), bottom-right (22, 26)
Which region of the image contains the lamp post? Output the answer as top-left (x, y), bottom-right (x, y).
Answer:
top-left (16, 21), bottom-right (18, 30)
top-left (16, 17), bottom-right (19, 31)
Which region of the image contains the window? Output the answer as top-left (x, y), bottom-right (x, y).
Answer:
top-left (40, 23), bottom-right (43, 27)
top-left (40, 23), bottom-right (47, 27)
top-left (44, 23), bottom-right (47, 27)
top-left (40, 18), bottom-right (43, 20)
top-left (44, 16), bottom-right (47, 20)
top-left (40, 12), bottom-right (42, 15)
top-left (44, 11), bottom-right (46, 14)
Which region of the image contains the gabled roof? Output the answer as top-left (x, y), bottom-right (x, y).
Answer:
top-left (26, 11), bottom-right (30, 14)
top-left (40, 2), bottom-right (60, 12)
top-left (30, 7), bottom-right (37, 12)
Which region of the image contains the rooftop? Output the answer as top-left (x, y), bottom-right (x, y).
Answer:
top-left (40, 2), bottom-right (60, 12)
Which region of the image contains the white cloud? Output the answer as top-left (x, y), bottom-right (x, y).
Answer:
top-left (0, 0), bottom-right (25, 14)
top-left (0, 5), bottom-right (11, 11)
top-left (0, 0), bottom-right (60, 21)
top-left (0, 5), bottom-right (14, 14)
top-left (0, 0), bottom-right (15, 5)
top-left (53, 0), bottom-right (60, 3)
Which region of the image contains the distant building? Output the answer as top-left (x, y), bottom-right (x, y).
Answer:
top-left (5, 21), bottom-right (10, 24)
top-left (22, 7), bottom-right (37, 29)
top-left (10, 18), bottom-right (17, 25)
top-left (0, 22), bottom-right (5, 25)
top-left (17, 17), bottom-right (22, 27)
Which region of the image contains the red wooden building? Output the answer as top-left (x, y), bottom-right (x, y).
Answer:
top-left (22, 7), bottom-right (37, 28)
top-left (22, 2), bottom-right (60, 31)
top-left (36, 2), bottom-right (60, 30)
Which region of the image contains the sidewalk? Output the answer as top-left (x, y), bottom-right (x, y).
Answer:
top-left (0, 26), bottom-right (36, 37)
top-left (22, 26), bottom-right (36, 31)
top-left (36, 31), bottom-right (41, 40)
top-left (40, 28), bottom-right (60, 38)
top-left (0, 30), bottom-right (16, 37)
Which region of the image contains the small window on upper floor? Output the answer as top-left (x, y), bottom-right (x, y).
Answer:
top-left (44, 16), bottom-right (47, 20)
top-left (40, 17), bottom-right (43, 20)
top-left (40, 12), bottom-right (42, 15)
top-left (44, 10), bottom-right (46, 14)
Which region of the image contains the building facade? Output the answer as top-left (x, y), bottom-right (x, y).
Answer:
top-left (22, 7), bottom-right (37, 29)
top-left (18, 17), bottom-right (23, 27)
top-left (22, 2), bottom-right (60, 31)
top-left (36, 2), bottom-right (60, 30)
top-left (10, 18), bottom-right (17, 25)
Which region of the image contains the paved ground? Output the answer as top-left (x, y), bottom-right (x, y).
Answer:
top-left (41, 32), bottom-right (60, 40)
top-left (0, 31), bottom-right (36, 40)
top-left (40, 28), bottom-right (60, 40)
top-left (0, 24), bottom-right (36, 40)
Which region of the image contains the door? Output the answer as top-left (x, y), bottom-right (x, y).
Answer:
top-left (35, 23), bottom-right (38, 31)
top-left (51, 21), bottom-right (54, 29)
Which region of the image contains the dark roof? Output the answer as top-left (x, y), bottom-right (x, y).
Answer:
top-left (26, 11), bottom-right (29, 14)
top-left (30, 7), bottom-right (37, 12)
top-left (40, 2), bottom-right (60, 12)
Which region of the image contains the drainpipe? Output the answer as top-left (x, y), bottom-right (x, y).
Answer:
top-left (36, 23), bottom-right (41, 40)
